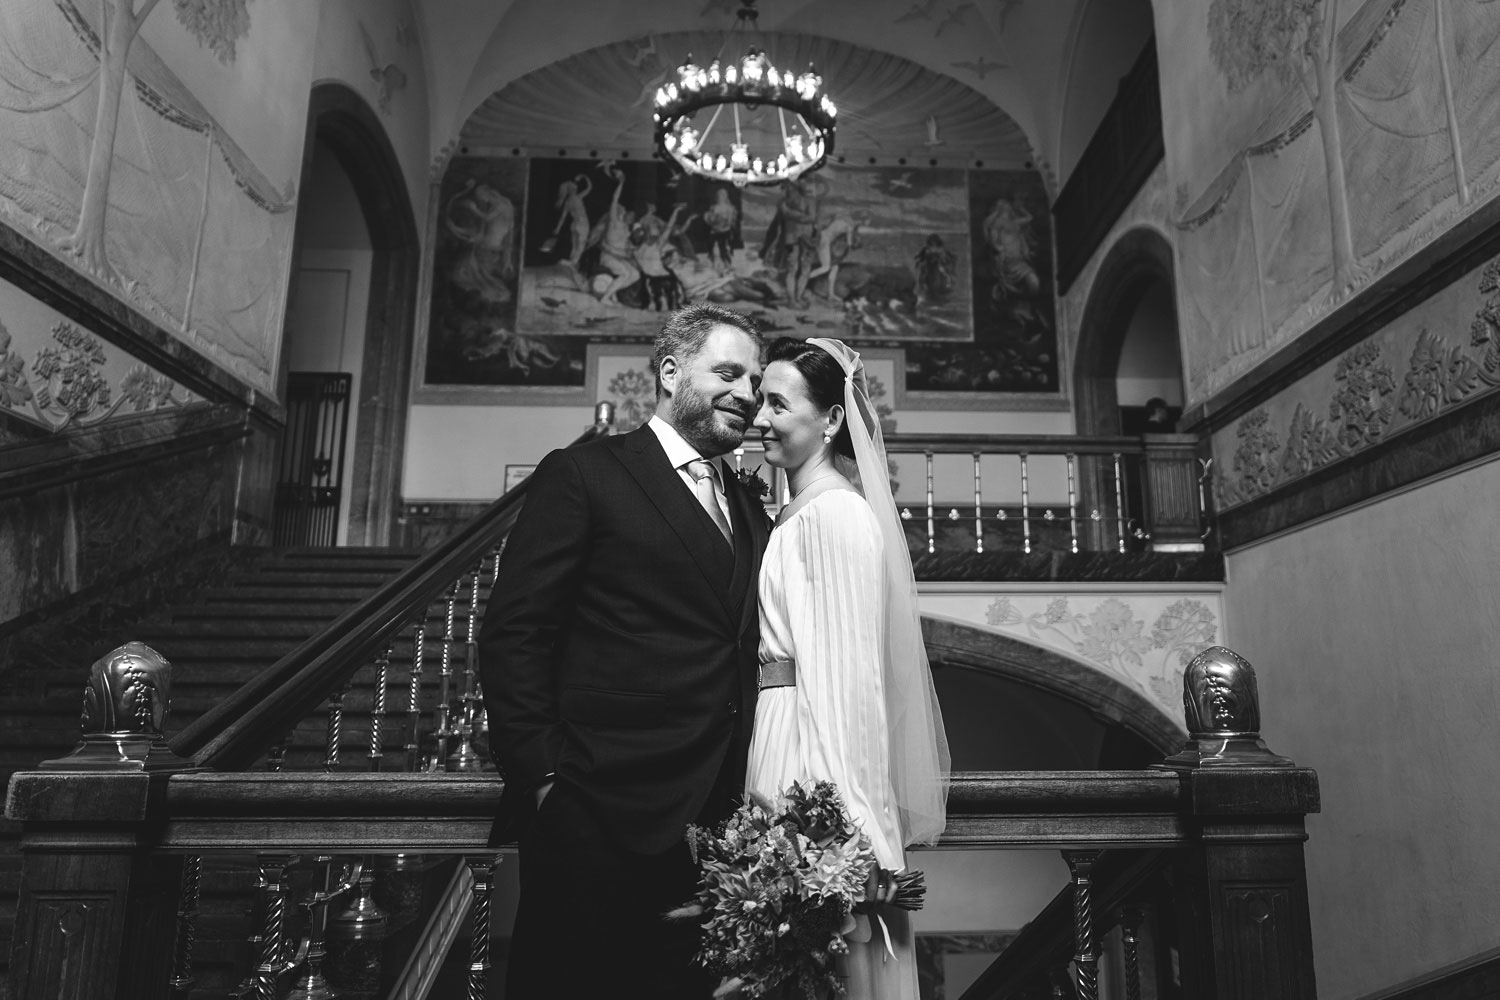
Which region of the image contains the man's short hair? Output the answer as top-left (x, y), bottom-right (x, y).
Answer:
top-left (651, 304), bottom-right (762, 396)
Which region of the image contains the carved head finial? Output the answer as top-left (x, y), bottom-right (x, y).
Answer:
top-left (1182, 645), bottom-right (1260, 736)
top-left (80, 642), bottom-right (173, 736)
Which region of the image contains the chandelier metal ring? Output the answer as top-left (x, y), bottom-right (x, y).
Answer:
top-left (652, 6), bottom-right (837, 187)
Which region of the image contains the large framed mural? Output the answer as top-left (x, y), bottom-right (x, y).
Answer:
top-left (416, 155), bottom-right (1059, 406)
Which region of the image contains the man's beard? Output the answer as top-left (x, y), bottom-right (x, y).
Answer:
top-left (673, 381), bottom-right (746, 456)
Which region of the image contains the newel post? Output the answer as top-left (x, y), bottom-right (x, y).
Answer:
top-left (1158, 646), bottom-right (1321, 999)
top-left (5, 642), bottom-right (197, 1000)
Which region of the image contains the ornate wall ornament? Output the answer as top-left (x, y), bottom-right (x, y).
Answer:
top-left (978, 591), bottom-right (1220, 718)
top-left (605, 368), bottom-right (657, 433)
top-left (1399, 328), bottom-right (1481, 422)
top-left (0, 297), bottom-right (196, 433)
top-left (1279, 402), bottom-right (1336, 481)
top-left (1212, 251), bottom-right (1500, 512)
top-left (1327, 341), bottom-right (1394, 451)
top-left (1216, 408), bottom-right (1281, 509)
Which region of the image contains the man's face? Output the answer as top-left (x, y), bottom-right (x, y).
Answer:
top-left (664, 325), bottom-right (763, 456)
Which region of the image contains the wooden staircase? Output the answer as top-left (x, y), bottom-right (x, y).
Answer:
top-left (0, 546), bottom-right (428, 998)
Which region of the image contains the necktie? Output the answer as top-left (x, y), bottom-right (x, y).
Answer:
top-left (686, 459), bottom-right (733, 544)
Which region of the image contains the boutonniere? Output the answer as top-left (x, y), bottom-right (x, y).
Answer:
top-left (733, 465), bottom-right (772, 502)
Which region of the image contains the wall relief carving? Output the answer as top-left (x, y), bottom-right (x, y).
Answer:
top-left (1213, 250), bottom-right (1500, 511)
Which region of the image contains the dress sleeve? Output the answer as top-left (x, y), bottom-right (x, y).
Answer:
top-left (783, 492), bottom-right (905, 869)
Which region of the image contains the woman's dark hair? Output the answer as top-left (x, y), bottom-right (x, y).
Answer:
top-left (765, 337), bottom-right (855, 459)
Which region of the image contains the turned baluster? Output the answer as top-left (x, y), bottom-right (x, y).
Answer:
top-left (1020, 452), bottom-right (1033, 555)
top-left (167, 854), bottom-right (202, 999)
top-left (1067, 452), bottom-right (1080, 554)
top-left (368, 645), bottom-right (391, 771)
top-left (466, 855), bottom-right (501, 1000)
top-left (429, 583), bottom-right (460, 770)
top-left (252, 855), bottom-right (298, 1000)
top-left (1064, 850), bottom-right (1102, 1000)
top-left (1112, 452), bottom-right (1127, 553)
top-left (924, 450), bottom-right (936, 554)
top-left (1120, 905), bottom-right (1145, 1000)
top-left (323, 677), bottom-right (352, 773)
top-left (448, 561), bottom-right (486, 772)
top-left (972, 452), bottom-right (984, 554)
top-left (404, 617), bottom-right (427, 772)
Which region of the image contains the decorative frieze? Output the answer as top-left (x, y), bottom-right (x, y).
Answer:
top-left (1213, 252), bottom-right (1500, 512)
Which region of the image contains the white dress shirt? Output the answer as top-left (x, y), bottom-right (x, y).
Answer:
top-left (647, 415), bottom-right (732, 532)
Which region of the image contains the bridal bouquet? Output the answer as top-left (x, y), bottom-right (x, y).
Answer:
top-left (671, 780), bottom-right (926, 998)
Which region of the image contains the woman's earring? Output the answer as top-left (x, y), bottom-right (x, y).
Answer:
top-left (822, 430), bottom-right (833, 444)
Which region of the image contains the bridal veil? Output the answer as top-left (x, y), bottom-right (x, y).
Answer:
top-left (805, 337), bottom-right (951, 846)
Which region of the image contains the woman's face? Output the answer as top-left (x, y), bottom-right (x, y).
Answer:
top-left (753, 360), bottom-right (832, 470)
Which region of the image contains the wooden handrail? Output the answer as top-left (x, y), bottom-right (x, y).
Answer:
top-left (172, 414), bottom-right (614, 771)
top-left (142, 770), bottom-right (1212, 853)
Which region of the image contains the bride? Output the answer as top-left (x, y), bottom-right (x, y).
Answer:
top-left (747, 337), bottom-right (950, 998)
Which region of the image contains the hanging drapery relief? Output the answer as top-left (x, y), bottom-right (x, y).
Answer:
top-left (1162, 0), bottom-right (1500, 407)
top-left (0, 0), bottom-right (304, 395)
top-left (418, 155), bottom-right (1057, 403)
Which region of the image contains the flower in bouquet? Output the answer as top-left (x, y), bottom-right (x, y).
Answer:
top-left (671, 780), bottom-right (926, 998)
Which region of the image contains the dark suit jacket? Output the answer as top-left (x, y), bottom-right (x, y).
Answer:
top-left (479, 426), bottom-right (770, 854)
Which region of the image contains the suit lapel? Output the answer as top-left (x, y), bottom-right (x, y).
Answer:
top-left (611, 428), bottom-right (737, 621)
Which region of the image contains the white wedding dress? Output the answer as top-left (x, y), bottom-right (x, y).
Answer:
top-left (746, 488), bottom-right (919, 1000)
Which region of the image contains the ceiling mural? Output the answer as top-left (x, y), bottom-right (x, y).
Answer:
top-left (458, 32), bottom-right (1036, 171)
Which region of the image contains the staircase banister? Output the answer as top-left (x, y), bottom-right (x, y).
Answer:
top-left (173, 416), bottom-right (614, 768)
top-left (882, 432), bottom-right (1149, 455)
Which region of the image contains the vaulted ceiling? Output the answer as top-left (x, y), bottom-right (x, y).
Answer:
top-left (408, 0), bottom-right (1156, 188)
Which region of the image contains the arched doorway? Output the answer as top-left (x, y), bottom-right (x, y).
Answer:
top-left (277, 83), bottom-right (418, 546)
top-left (1072, 227), bottom-right (1179, 437)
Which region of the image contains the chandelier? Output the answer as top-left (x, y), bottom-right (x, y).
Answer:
top-left (652, 1), bottom-right (837, 187)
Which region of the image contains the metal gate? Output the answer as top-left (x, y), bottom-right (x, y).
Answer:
top-left (272, 372), bottom-right (352, 547)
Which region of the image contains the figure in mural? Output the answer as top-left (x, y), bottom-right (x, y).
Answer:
top-left (982, 195), bottom-right (1042, 329)
top-left (633, 204), bottom-right (688, 311)
top-left (543, 175), bottom-right (593, 267)
top-left (786, 179), bottom-right (822, 305)
top-left (703, 186), bottom-right (740, 274)
top-left (587, 165), bottom-right (641, 306)
top-left (445, 179), bottom-right (518, 306)
top-left (70, 0), bottom-right (256, 278)
top-left (913, 233), bottom-right (956, 307)
top-left (804, 210), bottom-right (869, 303)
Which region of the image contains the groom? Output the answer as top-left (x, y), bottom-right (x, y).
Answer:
top-left (479, 304), bottom-right (769, 998)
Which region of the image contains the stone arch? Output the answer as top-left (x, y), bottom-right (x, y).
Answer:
top-left (288, 83), bottom-right (420, 545)
top-left (922, 614), bottom-right (1184, 761)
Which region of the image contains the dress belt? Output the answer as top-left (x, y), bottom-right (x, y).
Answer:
top-left (758, 659), bottom-right (796, 689)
